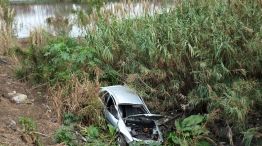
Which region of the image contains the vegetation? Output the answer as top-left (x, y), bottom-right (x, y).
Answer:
top-left (1, 0), bottom-right (261, 145)
top-left (18, 117), bottom-right (43, 146)
top-left (54, 113), bottom-right (117, 146)
top-left (0, 0), bottom-right (15, 55)
top-left (168, 115), bottom-right (214, 146)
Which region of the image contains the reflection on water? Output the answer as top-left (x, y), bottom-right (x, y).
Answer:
top-left (11, 1), bottom-right (173, 38)
top-left (12, 3), bottom-right (87, 38)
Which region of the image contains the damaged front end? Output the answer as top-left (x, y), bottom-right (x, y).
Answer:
top-left (123, 114), bottom-right (163, 145)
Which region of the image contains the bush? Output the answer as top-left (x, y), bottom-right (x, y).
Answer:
top-left (54, 126), bottom-right (76, 146)
top-left (49, 76), bottom-right (103, 125)
top-left (18, 117), bottom-right (43, 146)
top-left (168, 115), bottom-right (214, 146)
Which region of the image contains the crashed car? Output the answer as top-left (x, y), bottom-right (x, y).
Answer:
top-left (99, 85), bottom-right (163, 146)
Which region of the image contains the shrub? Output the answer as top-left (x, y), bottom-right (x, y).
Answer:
top-left (81, 124), bottom-right (117, 146)
top-left (19, 117), bottom-right (37, 133)
top-left (54, 126), bottom-right (76, 146)
top-left (48, 76), bottom-right (103, 125)
top-left (18, 117), bottom-right (43, 146)
top-left (168, 115), bottom-right (214, 146)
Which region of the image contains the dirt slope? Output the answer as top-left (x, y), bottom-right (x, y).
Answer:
top-left (0, 57), bottom-right (59, 146)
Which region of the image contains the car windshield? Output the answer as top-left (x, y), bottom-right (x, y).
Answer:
top-left (118, 104), bottom-right (147, 118)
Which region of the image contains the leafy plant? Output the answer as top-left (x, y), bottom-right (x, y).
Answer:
top-left (107, 124), bottom-right (116, 137)
top-left (54, 126), bottom-right (76, 146)
top-left (18, 117), bottom-right (43, 146)
top-left (168, 115), bottom-right (212, 146)
top-left (82, 125), bottom-right (99, 139)
top-left (81, 125), bottom-right (117, 146)
top-left (242, 127), bottom-right (262, 146)
top-left (19, 117), bottom-right (37, 132)
top-left (63, 113), bottom-right (82, 126)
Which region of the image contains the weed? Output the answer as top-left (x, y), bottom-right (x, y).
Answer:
top-left (81, 125), bottom-right (99, 139)
top-left (168, 115), bottom-right (213, 146)
top-left (81, 124), bottom-right (117, 146)
top-left (18, 117), bottom-right (43, 146)
top-left (19, 117), bottom-right (37, 132)
top-left (107, 124), bottom-right (116, 137)
top-left (54, 126), bottom-right (76, 146)
top-left (63, 113), bottom-right (82, 126)
top-left (242, 127), bottom-right (262, 146)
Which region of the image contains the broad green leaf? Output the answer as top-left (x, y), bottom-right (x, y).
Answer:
top-left (182, 115), bottom-right (205, 127)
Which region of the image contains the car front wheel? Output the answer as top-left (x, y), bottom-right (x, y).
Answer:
top-left (117, 134), bottom-right (127, 146)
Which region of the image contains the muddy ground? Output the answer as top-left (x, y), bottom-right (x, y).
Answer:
top-left (0, 56), bottom-right (59, 146)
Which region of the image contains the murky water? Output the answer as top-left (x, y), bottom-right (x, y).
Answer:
top-left (12, 3), bottom-right (86, 38)
top-left (11, 1), bottom-right (172, 38)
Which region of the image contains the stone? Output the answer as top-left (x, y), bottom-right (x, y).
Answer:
top-left (11, 94), bottom-right (28, 104)
top-left (8, 91), bottom-right (28, 104)
top-left (8, 120), bottom-right (17, 131)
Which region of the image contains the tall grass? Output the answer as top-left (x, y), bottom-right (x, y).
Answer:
top-left (17, 0), bottom-right (262, 145)
top-left (0, 0), bottom-right (16, 55)
top-left (48, 75), bottom-right (103, 124)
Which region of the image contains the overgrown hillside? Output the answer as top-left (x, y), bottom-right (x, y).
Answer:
top-left (5, 0), bottom-right (262, 145)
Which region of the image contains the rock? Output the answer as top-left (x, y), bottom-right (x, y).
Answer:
top-left (11, 94), bottom-right (28, 104)
top-left (8, 120), bottom-right (17, 131)
top-left (8, 91), bottom-right (28, 104)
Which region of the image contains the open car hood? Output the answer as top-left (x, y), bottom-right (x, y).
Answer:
top-left (124, 114), bottom-right (163, 121)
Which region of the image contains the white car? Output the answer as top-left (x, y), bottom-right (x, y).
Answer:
top-left (99, 85), bottom-right (163, 146)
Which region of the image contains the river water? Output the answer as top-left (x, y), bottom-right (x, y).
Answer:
top-left (10, 0), bottom-right (173, 38)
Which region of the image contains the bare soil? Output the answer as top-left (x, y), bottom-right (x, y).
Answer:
top-left (0, 56), bottom-right (59, 146)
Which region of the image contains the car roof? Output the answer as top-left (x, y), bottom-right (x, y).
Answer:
top-left (101, 85), bottom-right (144, 105)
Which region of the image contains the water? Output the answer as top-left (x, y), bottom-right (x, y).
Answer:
top-left (11, 1), bottom-right (173, 38)
top-left (12, 3), bottom-right (88, 38)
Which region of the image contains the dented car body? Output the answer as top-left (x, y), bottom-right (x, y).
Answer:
top-left (100, 85), bottom-right (163, 145)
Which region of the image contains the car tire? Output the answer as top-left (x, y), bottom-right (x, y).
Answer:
top-left (117, 134), bottom-right (127, 146)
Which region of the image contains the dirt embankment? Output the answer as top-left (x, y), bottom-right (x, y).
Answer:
top-left (0, 56), bottom-right (59, 146)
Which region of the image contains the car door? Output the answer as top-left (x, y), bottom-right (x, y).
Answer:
top-left (102, 91), bottom-right (119, 127)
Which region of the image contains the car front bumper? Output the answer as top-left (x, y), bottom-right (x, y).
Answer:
top-left (129, 138), bottom-right (162, 146)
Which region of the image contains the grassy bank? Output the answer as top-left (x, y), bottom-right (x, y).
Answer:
top-left (13, 0), bottom-right (262, 145)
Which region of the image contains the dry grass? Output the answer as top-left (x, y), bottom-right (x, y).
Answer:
top-left (77, 0), bottom-right (175, 33)
top-left (46, 16), bottom-right (72, 36)
top-left (0, 5), bottom-right (16, 55)
top-left (48, 76), bottom-right (104, 125)
top-left (29, 28), bottom-right (49, 47)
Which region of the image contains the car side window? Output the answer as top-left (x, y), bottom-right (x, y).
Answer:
top-left (106, 96), bottom-right (118, 119)
top-left (100, 91), bottom-right (110, 105)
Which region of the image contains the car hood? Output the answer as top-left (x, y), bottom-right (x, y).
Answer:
top-left (124, 114), bottom-right (163, 121)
